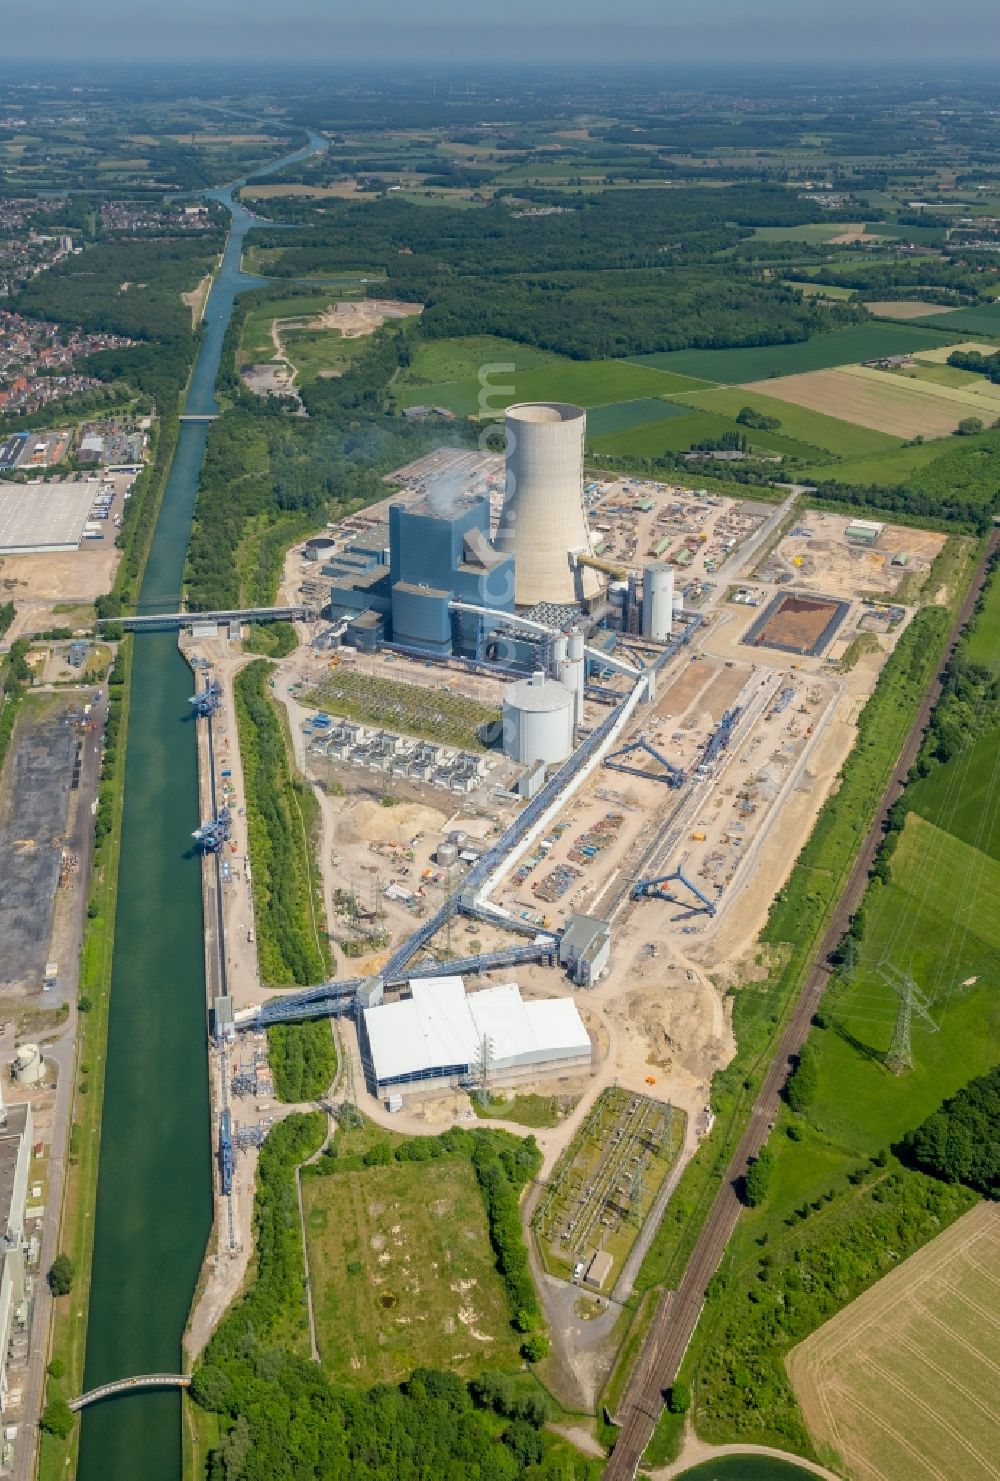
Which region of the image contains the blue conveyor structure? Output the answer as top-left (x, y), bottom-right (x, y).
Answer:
top-left (219, 1109), bottom-right (234, 1195)
top-left (604, 738), bottom-right (685, 788)
top-left (189, 679), bottom-right (223, 718)
top-left (631, 867), bottom-right (717, 921)
top-left (193, 806), bottom-right (232, 853)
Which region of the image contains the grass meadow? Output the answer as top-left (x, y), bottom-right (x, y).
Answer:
top-left (302, 1156), bottom-right (521, 1385)
top-left (675, 386), bottom-right (902, 458)
top-left (589, 407), bottom-right (822, 459)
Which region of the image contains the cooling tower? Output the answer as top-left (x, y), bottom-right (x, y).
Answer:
top-left (496, 403), bottom-right (601, 607)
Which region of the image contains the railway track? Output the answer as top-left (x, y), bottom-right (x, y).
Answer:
top-left (605, 530), bottom-right (999, 1480)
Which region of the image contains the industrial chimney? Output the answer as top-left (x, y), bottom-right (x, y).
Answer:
top-left (496, 403), bottom-right (601, 607)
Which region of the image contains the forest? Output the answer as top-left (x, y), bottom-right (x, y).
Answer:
top-left (900, 1066), bottom-right (1000, 1197)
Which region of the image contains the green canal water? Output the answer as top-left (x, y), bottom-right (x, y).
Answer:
top-left (77, 136), bottom-right (322, 1481)
top-left (676, 1456), bottom-right (822, 1481)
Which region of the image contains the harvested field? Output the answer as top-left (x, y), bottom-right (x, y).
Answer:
top-left (864, 299), bottom-right (962, 320)
top-left (744, 592), bottom-right (849, 657)
top-left (787, 1202), bottom-right (1000, 1481)
top-left (241, 180), bottom-right (361, 200)
top-left (914, 340), bottom-right (998, 363)
top-left (741, 367), bottom-right (967, 439)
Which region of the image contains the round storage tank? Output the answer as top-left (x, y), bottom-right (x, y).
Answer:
top-left (436, 841), bottom-right (459, 868)
top-left (502, 672), bottom-right (575, 765)
top-left (304, 536), bottom-right (336, 562)
top-left (642, 563), bottom-right (674, 642)
top-left (13, 1043), bottom-right (44, 1085)
top-left (448, 829), bottom-right (468, 849)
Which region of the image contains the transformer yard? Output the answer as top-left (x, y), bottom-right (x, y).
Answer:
top-left (181, 401), bottom-right (946, 1397)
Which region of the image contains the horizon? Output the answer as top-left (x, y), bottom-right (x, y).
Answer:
top-left (3, 0), bottom-right (1000, 67)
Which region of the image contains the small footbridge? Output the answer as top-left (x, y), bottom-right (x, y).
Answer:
top-left (69, 1373), bottom-right (191, 1411)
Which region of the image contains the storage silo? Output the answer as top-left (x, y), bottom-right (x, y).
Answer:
top-left (496, 403), bottom-right (601, 607)
top-left (436, 841), bottom-right (459, 868)
top-left (502, 671), bottom-right (575, 765)
top-left (13, 1044), bottom-right (44, 1086)
top-left (557, 627), bottom-right (585, 728)
top-left (642, 564), bottom-right (674, 642)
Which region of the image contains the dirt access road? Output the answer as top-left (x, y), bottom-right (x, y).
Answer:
top-left (605, 528), bottom-right (1000, 1480)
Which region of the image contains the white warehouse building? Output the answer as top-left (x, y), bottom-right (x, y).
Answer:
top-left (362, 976), bottom-right (592, 1094)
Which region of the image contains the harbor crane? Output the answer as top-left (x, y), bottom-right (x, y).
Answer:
top-left (193, 806), bottom-right (232, 853)
top-left (189, 679), bottom-right (222, 718)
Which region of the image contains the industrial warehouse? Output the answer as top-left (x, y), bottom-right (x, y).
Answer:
top-left (360, 976), bottom-right (592, 1094)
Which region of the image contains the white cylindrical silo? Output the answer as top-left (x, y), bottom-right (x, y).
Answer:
top-left (13, 1044), bottom-right (45, 1085)
top-left (502, 672), bottom-right (575, 765)
top-left (496, 403), bottom-right (600, 607)
top-left (642, 564), bottom-right (674, 641)
top-left (558, 626), bottom-right (585, 728)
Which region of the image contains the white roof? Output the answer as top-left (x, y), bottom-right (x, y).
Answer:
top-left (363, 976), bottom-right (590, 1084)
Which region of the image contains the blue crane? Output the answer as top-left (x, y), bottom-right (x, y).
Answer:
top-left (189, 679), bottom-right (223, 718)
top-left (193, 806), bottom-right (232, 853)
top-left (631, 867), bottom-right (717, 921)
top-left (604, 737), bottom-right (685, 788)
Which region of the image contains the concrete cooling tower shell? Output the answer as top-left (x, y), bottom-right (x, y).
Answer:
top-left (497, 403), bottom-right (601, 607)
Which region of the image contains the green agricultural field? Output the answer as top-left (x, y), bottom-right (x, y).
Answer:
top-left (806, 820), bottom-right (1000, 1155)
top-left (752, 223), bottom-right (868, 244)
top-left (302, 1155), bottom-right (521, 1384)
top-left (585, 398), bottom-right (691, 440)
top-left (397, 334), bottom-right (564, 389)
top-left (914, 302), bottom-right (1000, 337)
top-left (783, 279), bottom-right (858, 299)
top-left (628, 323), bottom-right (962, 385)
top-left (394, 342), bottom-right (717, 417)
top-left (675, 386), bottom-right (901, 458)
top-left (589, 407), bottom-right (821, 459)
top-left (797, 438), bottom-right (951, 486)
top-left (908, 734), bottom-right (1000, 860)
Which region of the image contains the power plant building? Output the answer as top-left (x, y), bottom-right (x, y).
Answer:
top-left (496, 403), bottom-right (601, 607)
top-left (361, 976), bottom-right (592, 1093)
top-left (0, 1082), bottom-right (32, 1415)
top-left (502, 671), bottom-right (576, 765)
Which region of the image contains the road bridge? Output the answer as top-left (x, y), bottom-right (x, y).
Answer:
top-left (178, 414), bottom-right (219, 423)
top-left (69, 1374), bottom-right (191, 1411)
top-left (97, 605), bottom-right (313, 633)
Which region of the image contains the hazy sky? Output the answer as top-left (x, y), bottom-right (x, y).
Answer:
top-left (5, 0), bottom-right (1000, 65)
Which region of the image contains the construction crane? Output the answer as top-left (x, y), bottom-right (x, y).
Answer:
top-left (189, 679), bottom-right (222, 718)
top-left (604, 738), bottom-right (685, 788)
top-left (699, 705), bottom-right (742, 771)
top-left (193, 806), bottom-right (232, 853)
top-left (631, 867), bottom-right (716, 920)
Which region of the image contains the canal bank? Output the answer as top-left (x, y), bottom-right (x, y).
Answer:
top-left (74, 134), bottom-right (324, 1481)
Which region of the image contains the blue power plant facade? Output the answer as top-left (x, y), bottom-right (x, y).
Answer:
top-left (328, 492), bottom-right (514, 658)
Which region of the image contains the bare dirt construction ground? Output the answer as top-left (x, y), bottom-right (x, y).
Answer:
top-left (182, 273), bottom-right (213, 328)
top-left (748, 594), bottom-right (843, 653)
top-left (786, 1202), bottom-right (1000, 1481)
top-left (741, 367), bottom-right (966, 439)
top-left (863, 300), bottom-right (960, 320)
top-left (311, 298), bottom-right (423, 338)
top-left (770, 511), bottom-right (945, 603)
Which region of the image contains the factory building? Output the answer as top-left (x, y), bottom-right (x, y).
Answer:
top-left (496, 403), bottom-right (601, 607)
top-left (361, 976), bottom-right (592, 1094)
top-left (0, 1079), bottom-right (32, 1415)
top-left (558, 914), bottom-right (612, 987)
top-left (642, 563), bottom-right (675, 642)
top-left (502, 671), bottom-right (576, 765)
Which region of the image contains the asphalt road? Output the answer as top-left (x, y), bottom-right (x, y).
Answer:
top-left (605, 530), bottom-right (999, 1480)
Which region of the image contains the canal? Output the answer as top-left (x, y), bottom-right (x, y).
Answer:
top-left (77, 134), bottom-right (323, 1481)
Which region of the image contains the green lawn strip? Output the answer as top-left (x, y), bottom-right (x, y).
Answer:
top-left (234, 660), bottom-right (331, 987)
top-left (471, 1092), bottom-right (569, 1129)
top-left (962, 560), bottom-right (1000, 673)
top-left (673, 386), bottom-right (902, 458)
top-left (397, 334), bottom-right (566, 387)
top-left (627, 323), bottom-right (962, 384)
top-left (39, 640), bottom-right (133, 1480)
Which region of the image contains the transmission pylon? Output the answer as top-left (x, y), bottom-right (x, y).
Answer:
top-left (474, 1033), bottom-right (494, 1108)
top-left (879, 964), bottom-right (938, 1074)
